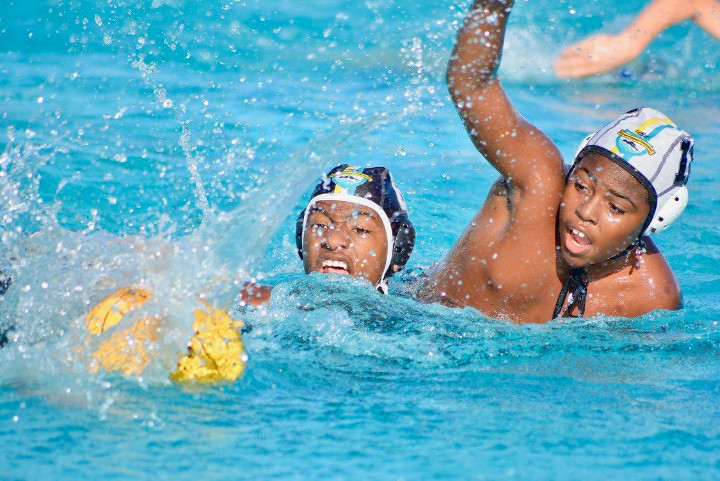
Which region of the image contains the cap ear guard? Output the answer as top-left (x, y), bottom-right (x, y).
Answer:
top-left (387, 214), bottom-right (415, 277)
top-left (295, 209), bottom-right (306, 260)
top-left (643, 136), bottom-right (693, 236)
top-left (648, 185), bottom-right (688, 234)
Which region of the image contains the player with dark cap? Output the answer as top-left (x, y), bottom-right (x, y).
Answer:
top-left (241, 164), bottom-right (415, 306)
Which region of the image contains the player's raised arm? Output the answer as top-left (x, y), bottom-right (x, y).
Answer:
top-left (448, 0), bottom-right (563, 195)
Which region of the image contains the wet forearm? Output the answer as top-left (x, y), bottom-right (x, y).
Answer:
top-left (447, 0), bottom-right (514, 94)
top-left (445, 0), bottom-right (564, 196)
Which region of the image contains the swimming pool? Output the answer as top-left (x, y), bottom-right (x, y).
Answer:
top-left (1, 0), bottom-right (719, 479)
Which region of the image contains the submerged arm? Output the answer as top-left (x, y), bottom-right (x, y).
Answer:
top-left (448, 0), bottom-right (563, 195)
top-left (555, 0), bottom-right (720, 78)
top-left (239, 281), bottom-right (272, 307)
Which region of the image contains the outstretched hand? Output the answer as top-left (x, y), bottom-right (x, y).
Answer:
top-left (555, 0), bottom-right (720, 79)
top-left (554, 33), bottom-right (640, 78)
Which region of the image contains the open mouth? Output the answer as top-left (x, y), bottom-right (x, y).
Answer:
top-left (321, 259), bottom-right (350, 275)
top-left (564, 226), bottom-right (592, 256)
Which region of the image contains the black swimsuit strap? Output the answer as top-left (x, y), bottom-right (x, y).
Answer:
top-left (552, 267), bottom-right (589, 319)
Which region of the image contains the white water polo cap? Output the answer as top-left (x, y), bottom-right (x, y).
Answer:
top-left (571, 107), bottom-right (694, 236)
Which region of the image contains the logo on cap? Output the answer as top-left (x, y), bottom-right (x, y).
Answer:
top-left (330, 166), bottom-right (372, 194)
top-left (614, 117), bottom-right (675, 160)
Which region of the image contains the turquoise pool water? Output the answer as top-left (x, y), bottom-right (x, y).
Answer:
top-left (1, 0), bottom-right (719, 479)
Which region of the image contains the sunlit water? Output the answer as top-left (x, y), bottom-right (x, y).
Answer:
top-left (1, 0), bottom-right (719, 479)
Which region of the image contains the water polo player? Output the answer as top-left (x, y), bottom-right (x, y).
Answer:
top-left (54, 165), bottom-right (414, 380)
top-left (418, 0), bottom-right (694, 322)
top-left (241, 164), bottom-right (415, 306)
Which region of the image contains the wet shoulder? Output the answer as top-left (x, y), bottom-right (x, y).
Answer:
top-left (588, 249), bottom-right (681, 318)
top-left (633, 249), bottom-right (682, 312)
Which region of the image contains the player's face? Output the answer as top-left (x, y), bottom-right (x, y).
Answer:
top-left (559, 152), bottom-right (651, 267)
top-left (303, 200), bottom-right (389, 286)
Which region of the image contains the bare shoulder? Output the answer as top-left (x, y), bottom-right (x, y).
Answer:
top-left (588, 241), bottom-right (681, 318)
top-left (618, 250), bottom-right (681, 317)
top-left (632, 247), bottom-right (682, 312)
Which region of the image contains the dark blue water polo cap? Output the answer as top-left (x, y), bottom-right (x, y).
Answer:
top-left (295, 164), bottom-right (415, 291)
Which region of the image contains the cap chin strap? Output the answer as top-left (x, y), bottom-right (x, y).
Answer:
top-left (303, 194), bottom-right (394, 293)
top-left (606, 236), bottom-right (645, 263)
top-left (552, 267), bottom-right (589, 319)
top-left (554, 235), bottom-right (646, 319)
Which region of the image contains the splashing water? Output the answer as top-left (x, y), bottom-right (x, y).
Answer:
top-left (1, 0), bottom-right (720, 479)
